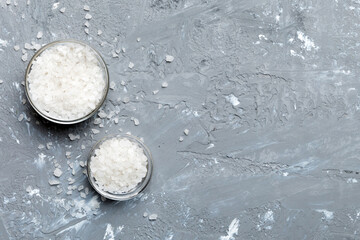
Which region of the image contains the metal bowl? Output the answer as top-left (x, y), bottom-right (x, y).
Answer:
top-left (24, 39), bottom-right (109, 124)
top-left (87, 134), bottom-right (153, 201)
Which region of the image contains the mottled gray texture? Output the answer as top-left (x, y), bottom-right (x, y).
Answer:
top-left (0, 0), bottom-right (359, 239)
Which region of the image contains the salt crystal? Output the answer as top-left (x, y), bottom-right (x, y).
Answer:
top-left (21, 98), bottom-right (26, 104)
top-left (21, 53), bottom-right (28, 62)
top-left (121, 47), bottom-right (126, 53)
top-left (49, 179), bottom-right (60, 186)
top-left (60, 7), bottom-right (66, 13)
top-left (46, 142), bottom-right (52, 149)
top-left (83, 5), bottom-right (90, 11)
top-left (120, 80), bottom-right (126, 86)
top-left (57, 189), bottom-right (63, 194)
top-left (161, 82), bottom-right (168, 88)
top-left (152, 90), bottom-right (159, 95)
top-left (65, 151), bottom-right (71, 158)
top-left (179, 136), bottom-right (184, 142)
top-left (38, 144), bottom-right (45, 149)
top-left (128, 62), bottom-right (134, 69)
top-left (54, 168), bottom-right (63, 177)
top-left (52, 2), bottom-right (59, 9)
top-left (79, 161), bottom-right (85, 167)
top-left (22, 49), bottom-right (26, 54)
top-left (80, 192), bottom-right (86, 198)
top-left (97, 30), bottom-right (102, 35)
top-left (0, 80), bottom-right (3, 84)
top-left (37, 31), bottom-right (43, 39)
top-left (84, 21), bottom-right (90, 27)
top-left (90, 137), bottom-right (148, 193)
top-left (110, 81), bottom-right (116, 90)
top-left (92, 129), bottom-right (100, 134)
top-left (33, 44), bottom-right (41, 51)
top-left (85, 187), bottom-right (89, 195)
top-left (81, 145), bottom-right (86, 150)
top-left (68, 178), bottom-right (75, 184)
top-left (115, 49), bottom-right (121, 54)
top-left (112, 51), bottom-right (118, 57)
top-left (165, 55), bottom-right (174, 62)
top-left (72, 169), bottom-right (75, 175)
top-left (94, 118), bottom-right (101, 124)
top-left (84, 28), bottom-right (89, 34)
top-left (68, 133), bottom-right (80, 141)
top-left (184, 129), bottom-right (189, 135)
top-left (137, 37), bottom-right (141, 42)
top-left (6, 0), bottom-right (10, 5)
top-left (143, 212), bottom-right (148, 218)
top-left (14, 0), bottom-right (18, 6)
top-left (69, 162), bottom-right (74, 169)
top-left (133, 118), bottom-right (140, 126)
top-left (122, 97), bottom-right (130, 103)
top-left (18, 114), bottom-right (24, 122)
top-left (114, 118), bottom-right (119, 124)
top-left (158, 104), bottom-right (163, 109)
top-left (14, 45), bottom-right (20, 51)
top-left (78, 185), bottom-right (84, 191)
top-left (21, 81), bottom-right (25, 86)
top-left (99, 124), bottom-right (104, 128)
top-left (66, 190), bottom-right (72, 195)
top-left (149, 214), bottom-right (157, 221)
top-left (27, 0), bottom-right (30, 5)
top-left (85, 13), bottom-right (92, 19)
top-left (98, 111), bottom-right (107, 119)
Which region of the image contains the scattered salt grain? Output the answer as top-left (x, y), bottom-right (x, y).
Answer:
top-left (122, 97), bottom-right (130, 103)
top-left (97, 30), bottom-right (102, 36)
top-left (165, 55), bottom-right (174, 63)
top-left (37, 31), bottom-right (43, 39)
top-left (6, 0), bottom-right (11, 5)
top-left (92, 129), bottom-right (100, 134)
top-left (152, 90), bottom-right (159, 95)
top-left (161, 82), bottom-right (168, 88)
top-left (133, 118), bottom-right (140, 126)
top-left (60, 7), bottom-right (66, 13)
top-left (52, 2), bottom-right (59, 9)
top-left (54, 168), bottom-right (63, 177)
top-left (143, 212), bottom-right (148, 218)
top-left (85, 187), bottom-right (89, 195)
top-left (85, 13), bottom-right (92, 20)
top-left (49, 179), bottom-right (60, 186)
top-left (179, 136), bottom-right (184, 142)
top-left (0, 80), bottom-right (3, 84)
top-left (149, 214), bottom-right (157, 221)
top-left (84, 28), bottom-right (89, 35)
top-left (121, 47), bottom-right (126, 53)
top-left (90, 137), bottom-right (148, 193)
top-left (22, 98), bottom-right (26, 104)
top-left (83, 5), bottom-right (90, 11)
top-left (65, 151), bottom-right (71, 159)
top-left (18, 114), bottom-right (24, 122)
top-left (69, 133), bottom-right (80, 141)
top-left (81, 145), bottom-right (86, 150)
top-left (98, 111), bottom-right (107, 119)
top-left (137, 37), bottom-right (141, 42)
top-left (94, 118), bottom-right (101, 125)
top-left (114, 117), bottom-right (119, 124)
top-left (67, 190), bottom-right (72, 195)
top-left (27, 42), bottom-right (106, 120)
top-left (57, 189), bottom-right (63, 194)
top-left (84, 21), bottom-right (90, 28)
top-left (38, 144), bottom-right (45, 149)
top-left (80, 192), bottom-right (86, 198)
top-left (46, 142), bottom-right (53, 149)
top-left (79, 161), bottom-right (85, 167)
top-left (184, 129), bottom-right (189, 136)
top-left (112, 51), bottom-right (118, 58)
top-left (68, 178), bottom-right (75, 184)
top-left (14, 45), bottom-right (20, 51)
top-left (33, 44), bottom-right (41, 51)
top-left (128, 62), bottom-right (134, 69)
top-left (21, 53), bottom-right (28, 62)
top-left (78, 185), bottom-right (84, 191)
top-left (110, 81), bottom-right (116, 90)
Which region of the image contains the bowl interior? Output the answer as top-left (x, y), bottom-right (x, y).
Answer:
top-left (87, 135), bottom-right (153, 201)
top-left (24, 39), bottom-right (109, 124)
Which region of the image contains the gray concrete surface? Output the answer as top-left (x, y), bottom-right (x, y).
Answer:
top-left (1, 0), bottom-right (360, 239)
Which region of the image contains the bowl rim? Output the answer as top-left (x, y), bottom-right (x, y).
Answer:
top-left (87, 134), bottom-right (153, 201)
top-left (24, 39), bottom-right (110, 125)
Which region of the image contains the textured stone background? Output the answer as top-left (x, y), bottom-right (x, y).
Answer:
top-left (1, 0), bottom-right (360, 239)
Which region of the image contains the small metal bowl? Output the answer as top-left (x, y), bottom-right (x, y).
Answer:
top-left (24, 39), bottom-right (109, 124)
top-left (87, 134), bottom-right (153, 201)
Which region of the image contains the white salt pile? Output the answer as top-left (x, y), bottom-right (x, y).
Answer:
top-left (27, 42), bottom-right (106, 121)
top-left (90, 137), bottom-right (148, 193)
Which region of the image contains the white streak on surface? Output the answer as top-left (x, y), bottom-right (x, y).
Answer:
top-left (220, 218), bottom-right (239, 240)
top-left (103, 223), bottom-right (115, 240)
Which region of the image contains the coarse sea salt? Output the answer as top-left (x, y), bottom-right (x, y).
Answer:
top-left (90, 137), bottom-right (148, 193)
top-left (27, 42), bottom-right (106, 121)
